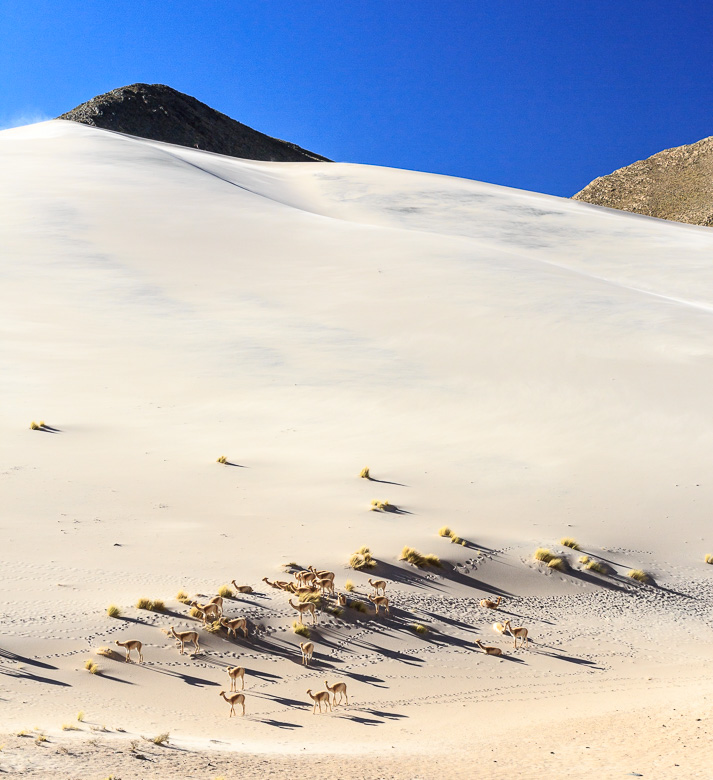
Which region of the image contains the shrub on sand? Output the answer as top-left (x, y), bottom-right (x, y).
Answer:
top-left (292, 621), bottom-right (310, 638)
top-left (77, 711), bottom-right (85, 722)
top-left (349, 547), bottom-right (376, 570)
top-left (438, 526), bottom-right (453, 538)
top-left (412, 623), bottom-right (428, 635)
top-left (705, 554), bottom-right (713, 564)
top-left (547, 557), bottom-right (567, 572)
top-left (149, 599), bottom-right (166, 612)
top-left (84, 659), bottom-right (99, 674)
top-left (106, 604), bottom-right (121, 618)
top-left (217, 585), bottom-right (233, 598)
top-left (344, 579), bottom-right (355, 592)
top-left (95, 647), bottom-right (115, 659)
top-left (350, 601), bottom-right (368, 614)
top-left (148, 732), bottom-right (169, 745)
top-left (627, 569), bottom-right (651, 583)
top-left (586, 560), bottom-right (608, 575)
top-left (189, 606), bottom-right (203, 618)
top-left (400, 547), bottom-right (441, 568)
top-left (359, 466), bottom-right (370, 479)
top-left (61, 723), bottom-right (79, 731)
top-left (578, 555), bottom-right (590, 565)
top-left (299, 592), bottom-right (322, 606)
top-left (30, 421), bottom-right (40, 430)
top-left (560, 537), bottom-right (580, 550)
top-left (216, 455), bottom-right (227, 464)
top-left (176, 590), bottom-right (191, 604)
top-left (534, 548), bottom-right (554, 564)
top-left (135, 597), bottom-right (151, 610)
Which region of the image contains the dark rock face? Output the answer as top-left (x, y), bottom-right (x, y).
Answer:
top-left (572, 136), bottom-right (713, 227)
top-left (58, 83), bottom-right (330, 163)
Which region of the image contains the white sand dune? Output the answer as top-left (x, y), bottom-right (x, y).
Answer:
top-left (1, 120), bottom-right (712, 778)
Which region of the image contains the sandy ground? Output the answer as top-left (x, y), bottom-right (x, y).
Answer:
top-left (2, 120), bottom-right (713, 778)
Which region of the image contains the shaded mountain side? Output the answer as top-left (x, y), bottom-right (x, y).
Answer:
top-left (58, 83), bottom-right (330, 163)
top-left (572, 135), bottom-right (713, 227)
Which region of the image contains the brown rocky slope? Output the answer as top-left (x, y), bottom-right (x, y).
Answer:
top-left (572, 135), bottom-right (713, 226)
top-left (58, 83), bottom-right (330, 163)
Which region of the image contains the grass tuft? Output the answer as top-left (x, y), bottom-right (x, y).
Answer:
top-left (292, 621), bottom-right (310, 638)
top-left (534, 548), bottom-right (554, 563)
top-left (349, 547), bottom-right (377, 570)
top-left (216, 455), bottom-right (227, 464)
top-left (412, 623), bottom-right (428, 635)
top-left (61, 723), bottom-right (79, 731)
top-left (176, 589), bottom-right (191, 603)
top-left (344, 579), bottom-right (355, 592)
top-left (77, 711), bottom-right (85, 722)
top-left (35, 734), bottom-right (48, 744)
top-left (149, 599), bottom-right (165, 612)
top-left (578, 555), bottom-right (590, 565)
top-left (206, 620), bottom-right (222, 633)
top-left (438, 526), bottom-right (452, 537)
top-left (148, 732), bottom-right (170, 745)
top-left (423, 553), bottom-right (442, 567)
top-left (217, 585), bottom-right (233, 598)
top-left (95, 647), bottom-right (115, 658)
top-left (30, 421), bottom-right (40, 430)
top-left (189, 606), bottom-right (203, 618)
top-left (627, 569), bottom-right (651, 583)
top-left (706, 554), bottom-right (713, 564)
top-left (135, 597), bottom-right (151, 610)
top-left (359, 466), bottom-right (370, 479)
top-left (547, 557), bottom-right (567, 572)
top-left (106, 604), bottom-right (121, 619)
top-left (400, 546), bottom-right (441, 568)
top-left (84, 659), bottom-right (100, 674)
top-left (585, 560), bottom-right (608, 574)
top-left (560, 537), bottom-right (580, 550)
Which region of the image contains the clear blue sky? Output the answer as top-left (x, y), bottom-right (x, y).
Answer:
top-left (1, 0), bottom-right (711, 196)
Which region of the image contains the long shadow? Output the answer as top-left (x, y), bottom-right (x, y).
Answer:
top-left (0, 649), bottom-right (58, 670)
top-left (253, 691), bottom-right (312, 710)
top-left (225, 462), bottom-right (247, 468)
top-left (342, 714), bottom-right (383, 725)
top-left (361, 708), bottom-right (407, 720)
top-left (536, 650), bottom-right (604, 669)
top-left (36, 426), bottom-right (60, 434)
top-left (498, 655), bottom-right (526, 664)
top-left (418, 609), bottom-right (479, 633)
top-left (141, 665), bottom-right (221, 688)
top-left (0, 667), bottom-right (71, 687)
top-left (341, 671), bottom-right (386, 687)
top-left (98, 672), bottom-right (135, 685)
top-left (372, 561), bottom-right (447, 592)
top-left (367, 477), bottom-right (408, 487)
top-left (255, 718), bottom-right (302, 729)
top-left (378, 505), bottom-right (413, 515)
top-left (435, 563), bottom-right (516, 597)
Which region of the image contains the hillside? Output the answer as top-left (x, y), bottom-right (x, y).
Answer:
top-left (1, 120), bottom-right (713, 779)
top-left (573, 134), bottom-right (713, 226)
top-left (58, 82), bottom-right (329, 162)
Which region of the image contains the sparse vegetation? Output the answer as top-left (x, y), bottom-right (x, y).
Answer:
top-left (349, 600), bottom-right (368, 614)
top-left (560, 537), bottom-right (580, 550)
top-left (578, 555), bottom-right (590, 565)
top-left (35, 734), bottom-right (48, 744)
top-left (627, 569), bottom-right (651, 583)
top-left (189, 606), bottom-right (203, 618)
top-left (344, 579), bottom-right (355, 592)
top-left (359, 466), bottom-right (370, 479)
top-left (106, 604), bottom-right (121, 618)
top-left (547, 557), bottom-right (567, 572)
top-left (292, 621), bottom-right (310, 638)
top-left (136, 597), bottom-right (151, 609)
top-left (438, 526), bottom-right (452, 537)
top-left (84, 659), bottom-right (100, 674)
top-left (438, 526), bottom-right (462, 544)
top-left (371, 499), bottom-right (396, 511)
top-left (330, 606), bottom-right (344, 618)
top-left (16, 730), bottom-right (30, 737)
top-left (349, 546), bottom-right (377, 570)
top-left (216, 455), bottom-right (227, 464)
top-left (30, 421), bottom-right (40, 430)
top-left (706, 554), bottom-right (713, 564)
top-left (206, 619), bottom-right (222, 633)
top-left (149, 599), bottom-right (165, 612)
top-left (534, 548), bottom-right (554, 563)
top-left (147, 732), bottom-right (170, 745)
top-left (95, 647), bottom-right (115, 658)
top-left (217, 584), bottom-right (233, 598)
top-left (412, 623), bottom-right (428, 635)
top-left (176, 589), bottom-right (191, 603)
top-left (61, 723), bottom-right (79, 731)
top-left (586, 560), bottom-right (608, 574)
top-left (298, 591), bottom-right (322, 605)
top-left (400, 546), bottom-right (442, 568)
top-left (77, 711), bottom-right (85, 722)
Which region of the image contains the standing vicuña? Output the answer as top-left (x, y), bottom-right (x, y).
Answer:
top-left (289, 598), bottom-right (317, 624)
top-left (227, 666), bottom-right (245, 691)
top-left (300, 641), bottom-right (314, 666)
top-left (190, 600), bottom-right (221, 625)
top-left (325, 680), bottom-right (348, 706)
top-left (479, 596), bottom-right (501, 610)
top-left (220, 616), bottom-right (248, 638)
top-left (306, 688), bottom-right (331, 714)
top-left (504, 620), bottom-right (529, 650)
top-left (219, 690), bottom-right (245, 717)
top-left (368, 594), bottom-right (390, 615)
top-left (315, 577), bottom-right (335, 596)
top-left (114, 639), bottom-right (143, 663)
top-left (368, 578), bottom-right (387, 596)
top-left (168, 626), bottom-right (200, 655)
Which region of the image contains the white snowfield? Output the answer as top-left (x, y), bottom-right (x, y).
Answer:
top-left (1, 120), bottom-right (712, 779)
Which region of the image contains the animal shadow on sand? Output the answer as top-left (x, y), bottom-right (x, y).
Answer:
top-left (0, 649), bottom-right (71, 687)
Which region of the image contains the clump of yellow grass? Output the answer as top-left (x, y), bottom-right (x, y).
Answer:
top-left (349, 546), bottom-right (377, 570)
top-left (560, 537), bottom-right (580, 550)
top-left (627, 569), bottom-right (651, 583)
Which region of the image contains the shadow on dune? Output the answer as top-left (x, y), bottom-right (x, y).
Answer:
top-left (224, 461), bottom-right (247, 468)
top-left (254, 717), bottom-right (302, 729)
top-left (140, 664), bottom-right (221, 687)
top-left (365, 476), bottom-right (408, 487)
top-left (536, 649), bottom-right (604, 669)
top-left (0, 649), bottom-right (71, 686)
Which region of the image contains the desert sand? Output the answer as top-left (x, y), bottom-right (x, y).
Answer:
top-left (1, 119), bottom-right (713, 778)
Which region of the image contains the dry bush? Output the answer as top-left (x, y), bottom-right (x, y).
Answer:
top-left (350, 601), bottom-right (368, 614)
top-left (292, 621), bottom-right (310, 638)
top-left (135, 597), bottom-right (151, 610)
top-left (412, 623), bottom-right (428, 635)
top-left (106, 604), bottom-right (121, 618)
top-left (349, 546), bottom-right (376, 570)
top-left (30, 421), bottom-right (40, 430)
top-left (95, 647), bottom-right (115, 659)
top-left (547, 557), bottom-right (567, 572)
top-left (627, 569), bottom-right (651, 583)
top-left (61, 723), bottom-right (79, 731)
top-left (534, 548), bottom-right (554, 563)
top-left (400, 547), bottom-right (441, 568)
top-left (560, 537), bottom-right (580, 550)
top-left (217, 585), bottom-right (233, 598)
top-left (359, 466), bottom-right (370, 479)
top-left (578, 555), bottom-right (590, 565)
top-left (438, 526), bottom-right (452, 537)
top-left (149, 599), bottom-right (165, 612)
top-left (706, 554), bottom-right (713, 564)
top-left (216, 455), bottom-right (227, 464)
top-left (344, 579), bottom-right (355, 592)
top-left (77, 711), bottom-right (85, 722)
top-left (298, 592), bottom-right (322, 605)
top-left (586, 560), bottom-right (608, 574)
top-left (146, 732), bottom-right (170, 745)
top-left (176, 589), bottom-right (191, 603)
top-left (84, 659), bottom-right (99, 674)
